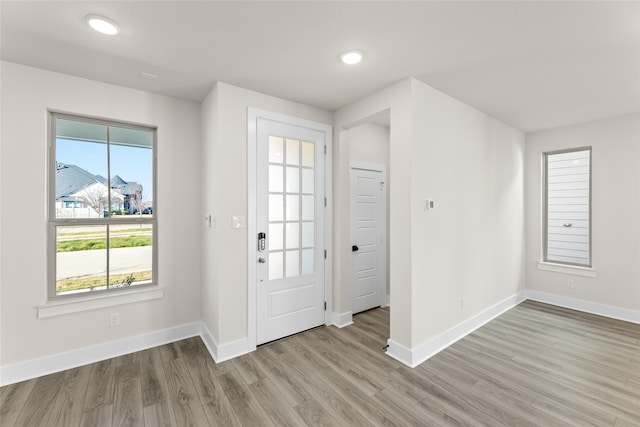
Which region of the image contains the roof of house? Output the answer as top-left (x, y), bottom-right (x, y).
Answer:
top-left (55, 162), bottom-right (102, 199)
top-left (55, 162), bottom-right (139, 200)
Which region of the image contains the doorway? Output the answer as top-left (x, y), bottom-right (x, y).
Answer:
top-left (248, 108), bottom-right (332, 347)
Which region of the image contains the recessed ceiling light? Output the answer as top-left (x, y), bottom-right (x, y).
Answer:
top-left (341, 50), bottom-right (363, 65)
top-left (86, 15), bottom-right (119, 35)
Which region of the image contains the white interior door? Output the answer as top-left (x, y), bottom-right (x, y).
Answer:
top-left (351, 166), bottom-right (386, 314)
top-left (256, 118), bottom-right (325, 345)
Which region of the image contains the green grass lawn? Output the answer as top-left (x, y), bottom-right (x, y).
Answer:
top-left (56, 270), bottom-right (153, 293)
top-left (57, 235), bottom-right (152, 252)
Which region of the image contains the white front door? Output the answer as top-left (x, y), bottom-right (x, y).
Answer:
top-left (256, 117), bottom-right (326, 345)
top-left (351, 166), bottom-right (386, 314)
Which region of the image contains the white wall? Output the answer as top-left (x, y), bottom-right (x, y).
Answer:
top-left (0, 61), bottom-right (203, 366)
top-left (201, 82), bottom-right (332, 347)
top-left (409, 79), bottom-right (526, 346)
top-left (346, 122), bottom-right (391, 298)
top-left (526, 113), bottom-right (640, 312)
top-left (334, 78), bottom-right (525, 360)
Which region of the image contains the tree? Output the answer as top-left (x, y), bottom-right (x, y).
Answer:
top-left (79, 182), bottom-right (124, 217)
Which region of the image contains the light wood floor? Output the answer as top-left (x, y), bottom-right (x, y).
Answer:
top-left (1, 301), bottom-right (639, 426)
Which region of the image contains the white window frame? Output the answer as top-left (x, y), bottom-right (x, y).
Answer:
top-left (543, 146), bottom-right (592, 268)
top-left (48, 112), bottom-right (158, 300)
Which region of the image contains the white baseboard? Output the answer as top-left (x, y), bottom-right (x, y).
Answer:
top-left (332, 311), bottom-right (353, 328)
top-left (0, 322), bottom-right (201, 387)
top-left (525, 290), bottom-right (640, 324)
top-left (200, 325), bottom-right (250, 363)
top-left (386, 339), bottom-right (414, 366)
top-left (382, 294), bottom-right (390, 307)
top-left (5, 291), bottom-right (636, 385)
top-left (388, 292), bottom-right (527, 368)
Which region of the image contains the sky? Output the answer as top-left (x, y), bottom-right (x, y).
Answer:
top-left (57, 138), bottom-right (153, 201)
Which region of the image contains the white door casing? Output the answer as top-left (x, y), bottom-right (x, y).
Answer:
top-left (248, 109), bottom-right (332, 348)
top-left (350, 163), bottom-right (387, 314)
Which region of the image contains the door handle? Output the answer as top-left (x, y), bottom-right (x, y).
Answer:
top-left (352, 245), bottom-right (359, 252)
top-left (258, 257), bottom-right (266, 263)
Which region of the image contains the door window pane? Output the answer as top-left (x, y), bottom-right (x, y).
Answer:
top-left (302, 168), bottom-right (314, 194)
top-left (269, 194), bottom-right (284, 221)
top-left (286, 223), bottom-right (299, 249)
top-left (286, 195), bottom-right (299, 221)
top-left (269, 252), bottom-right (283, 280)
top-left (269, 223), bottom-right (283, 251)
top-left (286, 250), bottom-right (299, 277)
top-left (269, 136), bottom-right (284, 164)
top-left (269, 165), bottom-right (283, 192)
top-left (286, 167), bottom-right (299, 193)
top-left (302, 141), bottom-right (314, 167)
top-left (302, 222), bottom-right (314, 247)
top-left (286, 139), bottom-right (299, 165)
top-left (302, 249), bottom-right (314, 275)
top-left (302, 195), bottom-right (314, 220)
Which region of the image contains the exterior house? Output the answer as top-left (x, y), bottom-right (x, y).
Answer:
top-left (55, 162), bottom-right (141, 217)
top-left (110, 174), bottom-right (143, 213)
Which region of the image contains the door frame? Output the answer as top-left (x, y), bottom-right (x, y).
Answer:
top-left (247, 107), bottom-right (333, 351)
top-left (350, 161), bottom-right (388, 311)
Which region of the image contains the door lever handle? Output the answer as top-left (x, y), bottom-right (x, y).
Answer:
top-left (352, 245), bottom-right (359, 252)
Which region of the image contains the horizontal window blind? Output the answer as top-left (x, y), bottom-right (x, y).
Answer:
top-left (545, 148), bottom-right (591, 266)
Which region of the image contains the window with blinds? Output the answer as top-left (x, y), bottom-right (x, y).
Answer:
top-left (544, 147), bottom-right (591, 267)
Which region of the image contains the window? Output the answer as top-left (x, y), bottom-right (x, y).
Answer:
top-left (49, 113), bottom-right (156, 297)
top-left (543, 147), bottom-right (591, 267)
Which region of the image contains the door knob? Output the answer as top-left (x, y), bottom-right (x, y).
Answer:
top-left (258, 257), bottom-right (266, 263)
top-left (352, 245), bottom-right (359, 252)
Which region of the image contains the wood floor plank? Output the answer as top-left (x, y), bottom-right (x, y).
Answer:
top-left (112, 361), bottom-right (144, 427)
top-left (163, 357), bottom-right (210, 426)
top-left (139, 346), bottom-right (170, 408)
top-left (231, 353), bottom-right (268, 386)
top-left (293, 398), bottom-right (341, 427)
top-left (180, 337), bottom-right (240, 427)
top-left (312, 365), bottom-right (407, 425)
top-left (248, 378), bottom-right (307, 427)
top-left (79, 404), bottom-right (113, 427)
top-left (82, 358), bottom-right (116, 413)
top-left (45, 364), bottom-right (92, 427)
top-left (142, 400), bottom-right (178, 427)
top-left (158, 341), bottom-right (183, 362)
top-left (13, 372), bottom-right (65, 427)
top-left (297, 369), bottom-right (372, 427)
top-left (469, 380), bottom-right (569, 426)
top-left (217, 370), bottom-right (275, 427)
top-left (251, 345), bottom-right (311, 407)
top-left (296, 328), bottom-right (384, 397)
top-left (370, 388), bottom-right (437, 426)
top-left (0, 378), bottom-right (37, 427)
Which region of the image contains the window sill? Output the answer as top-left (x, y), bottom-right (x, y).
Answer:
top-left (537, 262), bottom-right (597, 278)
top-left (36, 287), bottom-right (164, 318)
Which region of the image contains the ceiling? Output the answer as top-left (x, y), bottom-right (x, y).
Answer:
top-left (2, 1), bottom-right (638, 132)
